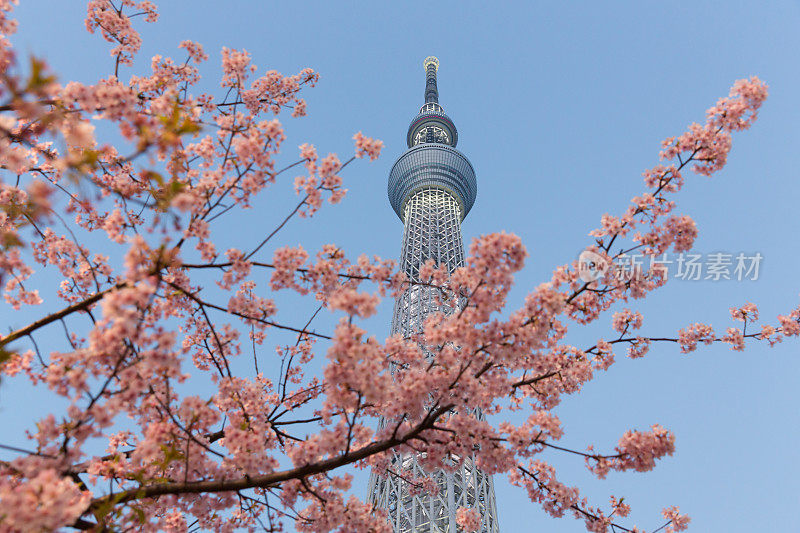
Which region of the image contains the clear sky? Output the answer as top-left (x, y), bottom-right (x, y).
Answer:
top-left (5, 1), bottom-right (800, 531)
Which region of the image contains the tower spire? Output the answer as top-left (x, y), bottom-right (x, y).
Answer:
top-left (424, 56), bottom-right (440, 103)
top-left (406, 56), bottom-right (458, 148)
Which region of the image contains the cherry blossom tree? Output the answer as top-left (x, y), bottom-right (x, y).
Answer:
top-left (0, 2), bottom-right (788, 532)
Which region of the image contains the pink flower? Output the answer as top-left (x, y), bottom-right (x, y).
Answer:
top-left (63, 120), bottom-right (96, 149)
top-left (220, 47), bottom-right (255, 87)
top-left (327, 287), bottom-right (380, 318)
top-left (759, 324), bottom-right (782, 346)
top-left (0, 349), bottom-right (32, 377)
top-left (299, 143), bottom-right (318, 164)
top-left (730, 302), bottom-right (758, 322)
top-left (170, 191), bottom-right (197, 212)
top-left (0, 469), bottom-right (91, 530)
top-left (590, 214), bottom-right (626, 238)
top-left (722, 327), bottom-right (745, 351)
top-left (353, 131), bottom-right (384, 160)
top-left (627, 337), bottom-right (651, 359)
top-left (778, 314), bottom-right (800, 337)
top-left (677, 323), bottom-right (715, 353)
top-left (85, 0), bottom-right (157, 65)
top-left (456, 507), bottom-right (482, 532)
top-left (662, 505), bottom-right (691, 532)
top-left (611, 425), bottom-right (675, 474)
top-left (612, 309), bottom-right (643, 334)
top-left (609, 495), bottom-right (631, 518)
top-left (179, 39), bottom-right (208, 63)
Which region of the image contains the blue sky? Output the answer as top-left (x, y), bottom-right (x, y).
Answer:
top-left (5, 1), bottom-right (800, 531)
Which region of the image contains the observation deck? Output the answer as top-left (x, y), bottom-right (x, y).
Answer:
top-left (388, 56), bottom-right (476, 221)
top-left (388, 143), bottom-right (476, 221)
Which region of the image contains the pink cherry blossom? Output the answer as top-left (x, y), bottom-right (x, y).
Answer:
top-left (677, 323), bottom-right (716, 353)
top-left (456, 507), bottom-right (482, 532)
top-left (0, 469), bottom-right (91, 531)
top-left (662, 505), bottom-right (691, 532)
top-left (353, 131), bottom-right (384, 160)
top-left (612, 309), bottom-right (643, 334)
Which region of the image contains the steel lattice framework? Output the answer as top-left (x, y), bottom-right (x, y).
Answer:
top-left (367, 57), bottom-right (500, 533)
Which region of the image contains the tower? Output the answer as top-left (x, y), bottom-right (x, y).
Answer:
top-left (367, 57), bottom-right (500, 533)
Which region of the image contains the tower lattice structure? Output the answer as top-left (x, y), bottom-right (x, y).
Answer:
top-left (367, 57), bottom-right (500, 533)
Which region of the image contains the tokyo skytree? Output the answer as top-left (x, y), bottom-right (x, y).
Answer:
top-left (366, 57), bottom-right (500, 533)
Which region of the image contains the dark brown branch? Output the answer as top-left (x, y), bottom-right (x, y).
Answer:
top-left (82, 403), bottom-right (454, 514)
top-left (1, 283), bottom-right (126, 347)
